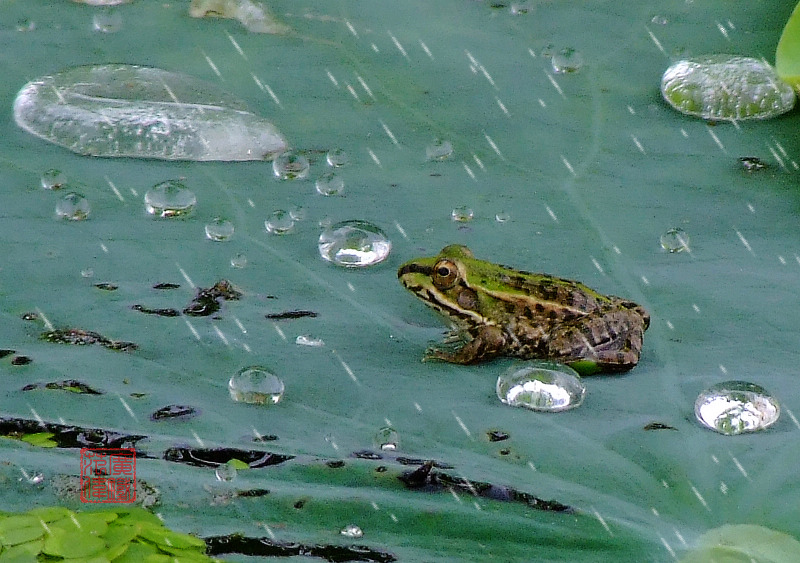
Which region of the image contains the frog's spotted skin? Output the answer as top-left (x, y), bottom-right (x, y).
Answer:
top-left (398, 245), bottom-right (649, 374)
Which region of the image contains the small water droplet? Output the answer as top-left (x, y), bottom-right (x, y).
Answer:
top-left (326, 148), bottom-right (349, 167)
top-left (540, 43), bottom-right (555, 58)
top-left (451, 206), bottom-right (474, 222)
top-left (340, 524), bottom-right (363, 539)
top-left (230, 253), bottom-right (248, 269)
top-left (695, 381), bottom-right (780, 435)
top-left (229, 366), bottom-right (285, 405)
top-left (289, 205), bottom-right (307, 221)
top-left (273, 151), bottom-right (310, 180)
top-left (318, 220), bottom-right (392, 267)
top-left (552, 48), bottom-right (584, 74)
top-left (205, 217), bottom-right (234, 241)
top-left (144, 179), bottom-right (196, 217)
top-left (81, 268), bottom-right (94, 278)
top-left (215, 459), bottom-right (238, 482)
top-left (660, 228), bottom-right (690, 253)
top-left (509, 3), bottom-right (531, 15)
top-left (495, 211), bottom-right (511, 223)
top-left (426, 138), bottom-right (454, 161)
top-left (41, 168), bottom-right (66, 190)
top-left (315, 171), bottom-right (345, 196)
top-left (265, 210), bottom-right (295, 234)
top-left (93, 9), bottom-right (122, 33)
top-left (373, 427), bottom-right (400, 451)
top-left (496, 361), bottom-right (586, 412)
top-left (16, 19), bottom-right (36, 32)
top-left (651, 15), bottom-right (669, 25)
top-left (296, 334), bottom-right (325, 347)
top-left (55, 192), bottom-right (90, 220)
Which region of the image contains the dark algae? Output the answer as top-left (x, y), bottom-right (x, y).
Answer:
top-left (183, 279), bottom-right (242, 316)
top-left (41, 328), bottom-right (138, 351)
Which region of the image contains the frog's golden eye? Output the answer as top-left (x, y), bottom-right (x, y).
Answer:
top-left (432, 259), bottom-right (460, 289)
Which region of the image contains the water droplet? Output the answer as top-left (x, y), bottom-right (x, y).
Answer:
top-left (273, 151), bottom-right (310, 180)
top-left (289, 205), bottom-right (306, 221)
top-left (318, 220), bottom-right (392, 267)
top-left (509, 3), bottom-right (531, 15)
top-left (296, 334), bottom-right (325, 347)
top-left (265, 210), bottom-right (295, 234)
top-left (660, 227), bottom-right (690, 253)
top-left (230, 253), bottom-right (248, 269)
top-left (540, 43), bottom-right (555, 58)
top-left (661, 56), bottom-right (795, 121)
top-left (55, 192), bottom-right (90, 220)
top-left (326, 148), bottom-right (349, 167)
top-left (739, 156), bottom-right (768, 171)
top-left (205, 217), bottom-right (234, 241)
top-left (81, 268), bottom-right (94, 278)
top-left (340, 524), bottom-right (363, 539)
top-left (695, 381), bottom-right (780, 435)
top-left (92, 9), bottom-right (122, 33)
top-left (495, 211), bottom-right (511, 223)
top-left (16, 19), bottom-right (36, 32)
top-left (650, 15), bottom-right (669, 25)
top-left (215, 459), bottom-right (238, 482)
top-left (496, 361), bottom-right (586, 412)
top-left (41, 168), bottom-right (66, 190)
top-left (451, 206), bottom-right (474, 222)
top-left (551, 48), bottom-right (585, 74)
top-left (144, 179), bottom-right (196, 217)
top-left (315, 171), bottom-right (345, 196)
top-left (426, 138), bottom-right (454, 161)
top-left (13, 64), bottom-right (288, 161)
top-left (373, 427), bottom-right (400, 451)
top-left (229, 366), bottom-right (285, 405)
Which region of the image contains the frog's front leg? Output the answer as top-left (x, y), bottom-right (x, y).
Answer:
top-left (425, 324), bottom-right (507, 364)
top-left (547, 310), bottom-right (646, 373)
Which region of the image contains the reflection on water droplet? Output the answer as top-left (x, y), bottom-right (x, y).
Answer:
top-left (451, 206), bottom-right (474, 222)
top-left (265, 210), bottom-right (295, 234)
top-left (318, 220), bottom-right (392, 267)
top-left (229, 366), bottom-right (285, 405)
top-left (230, 253), bottom-right (248, 269)
top-left (695, 381), bottom-right (780, 435)
top-left (660, 227), bottom-right (690, 253)
top-left (552, 48), bottom-right (584, 74)
top-left (215, 459), bottom-right (238, 482)
top-left (205, 217), bottom-right (234, 241)
top-left (145, 179), bottom-right (196, 217)
top-left (289, 205), bottom-right (306, 221)
top-left (495, 211), bottom-right (511, 223)
top-left (496, 362), bottom-right (586, 412)
top-left (93, 9), bottom-right (122, 33)
top-left (661, 56), bottom-right (795, 121)
top-left (426, 138), bottom-right (453, 161)
top-left (373, 427), bottom-right (400, 451)
top-left (315, 171), bottom-right (345, 196)
top-left (340, 524), bottom-right (363, 539)
top-left (41, 168), bottom-right (66, 190)
top-left (56, 192), bottom-right (90, 220)
top-left (296, 334), bottom-right (325, 347)
top-left (326, 148), bottom-right (349, 167)
top-left (273, 151), bottom-right (310, 180)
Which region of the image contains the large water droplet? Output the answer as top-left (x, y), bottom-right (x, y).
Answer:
top-left (326, 148), bottom-right (349, 167)
top-left (55, 192), bottom-right (90, 221)
top-left (144, 179), bottom-right (196, 217)
top-left (661, 55), bottom-right (796, 121)
top-left (318, 220), bottom-right (392, 267)
top-left (695, 381), bottom-right (780, 435)
top-left (41, 168), bottom-right (66, 190)
top-left (315, 172), bottom-right (345, 196)
top-left (264, 210), bottom-right (295, 234)
top-left (660, 227), bottom-right (690, 253)
top-left (205, 217), bottom-right (234, 241)
top-left (13, 64), bottom-right (288, 161)
top-left (426, 138), bottom-right (453, 161)
top-left (551, 48), bottom-right (584, 74)
top-left (496, 362), bottom-right (586, 412)
top-left (273, 151), bottom-right (310, 180)
top-left (229, 366), bottom-right (285, 405)
top-left (373, 427), bottom-right (400, 451)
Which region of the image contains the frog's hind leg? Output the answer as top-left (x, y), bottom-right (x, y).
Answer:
top-left (425, 325), bottom-right (506, 364)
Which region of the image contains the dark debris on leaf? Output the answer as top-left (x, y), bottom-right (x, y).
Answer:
top-left (487, 430), bottom-right (510, 442)
top-left (41, 328), bottom-right (138, 352)
top-left (352, 450), bottom-right (383, 460)
top-left (643, 422), bottom-right (678, 431)
top-left (94, 282), bottom-right (118, 291)
top-left (132, 304), bottom-right (181, 317)
top-left (252, 434), bottom-right (279, 443)
top-left (163, 446), bottom-right (294, 468)
top-left (236, 488), bottom-right (270, 498)
top-left (0, 349), bottom-right (15, 358)
top-left (11, 355), bottom-right (31, 365)
top-left (739, 156), bottom-right (768, 171)
top-left (22, 379), bottom-right (102, 394)
top-left (265, 310), bottom-right (318, 320)
top-left (183, 279), bottom-right (241, 317)
top-left (0, 416), bottom-right (148, 451)
top-left (326, 460), bottom-right (345, 468)
top-left (205, 534), bottom-right (397, 562)
top-left (153, 282), bottom-right (181, 289)
top-left (20, 312), bottom-right (38, 321)
top-left (150, 405), bottom-right (198, 421)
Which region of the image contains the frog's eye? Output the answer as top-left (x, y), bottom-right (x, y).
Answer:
top-left (432, 259), bottom-right (460, 289)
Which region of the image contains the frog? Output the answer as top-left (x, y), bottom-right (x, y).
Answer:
top-left (397, 245), bottom-right (649, 374)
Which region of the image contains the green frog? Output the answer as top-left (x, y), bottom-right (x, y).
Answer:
top-left (397, 245), bottom-right (649, 374)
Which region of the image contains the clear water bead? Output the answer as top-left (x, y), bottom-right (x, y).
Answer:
top-left (661, 55), bottom-right (796, 121)
top-left (229, 366), bottom-right (285, 405)
top-left (230, 253), bottom-right (248, 269)
top-left (318, 220), bottom-right (392, 267)
top-left (552, 48), bottom-right (584, 74)
top-left (373, 427), bottom-right (400, 451)
top-left (145, 179), bottom-right (196, 217)
top-left (273, 151), bottom-right (310, 180)
top-left (55, 192), bottom-right (90, 220)
top-left (215, 460), bottom-right (238, 482)
top-left (426, 138), bottom-right (454, 161)
top-left (660, 227), bottom-right (690, 253)
top-left (695, 381), bottom-right (780, 435)
top-left (451, 206), bottom-right (474, 222)
top-left (205, 217), bottom-right (234, 241)
top-left (315, 172), bottom-right (345, 196)
top-left (496, 362), bottom-right (586, 412)
top-left (265, 210), bottom-right (295, 234)
top-left (289, 205), bottom-right (307, 221)
top-left (92, 9), bottom-right (122, 33)
top-left (326, 148), bottom-right (349, 167)
top-left (495, 211), bottom-right (511, 223)
top-left (296, 334), bottom-right (325, 347)
top-left (41, 168), bottom-right (66, 190)
top-left (340, 524), bottom-right (363, 539)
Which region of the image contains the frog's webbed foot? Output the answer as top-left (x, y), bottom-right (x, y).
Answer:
top-left (424, 325), bottom-right (506, 365)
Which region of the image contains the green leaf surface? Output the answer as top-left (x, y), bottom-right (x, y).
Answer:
top-left (777, 0), bottom-right (800, 87)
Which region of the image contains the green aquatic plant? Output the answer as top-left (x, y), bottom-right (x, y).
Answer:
top-left (777, 1), bottom-right (800, 89)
